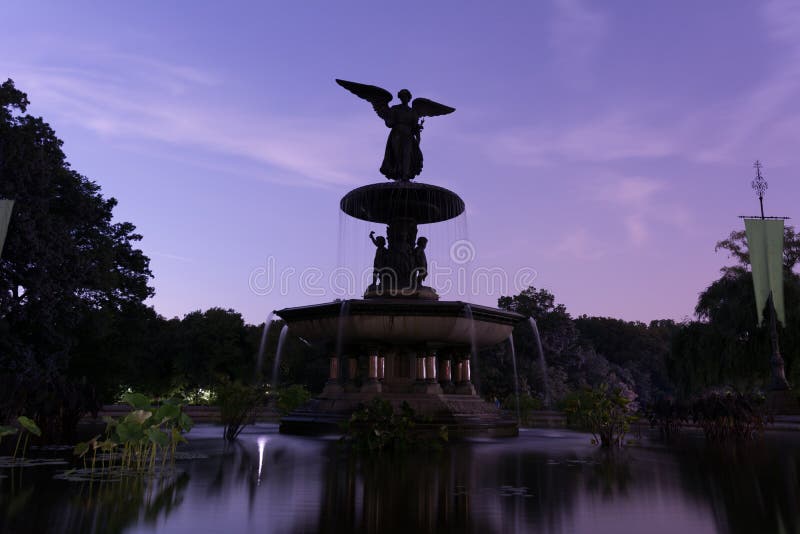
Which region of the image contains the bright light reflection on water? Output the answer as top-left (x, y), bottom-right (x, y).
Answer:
top-left (2, 424), bottom-right (799, 534)
top-left (257, 435), bottom-right (268, 484)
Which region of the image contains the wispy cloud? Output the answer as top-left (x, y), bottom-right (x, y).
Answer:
top-left (549, 0), bottom-right (608, 84)
top-left (548, 227), bottom-right (605, 260)
top-left (3, 55), bottom-right (374, 189)
top-left (594, 176), bottom-right (692, 246)
top-left (489, 112), bottom-right (677, 167)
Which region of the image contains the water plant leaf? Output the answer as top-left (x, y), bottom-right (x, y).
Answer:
top-left (0, 425), bottom-right (18, 439)
top-left (74, 442), bottom-right (90, 457)
top-left (146, 428), bottom-right (170, 447)
top-left (124, 409), bottom-right (152, 425)
top-left (17, 416), bottom-right (41, 437)
top-left (154, 404), bottom-right (180, 423)
top-left (121, 392), bottom-right (151, 410)
top-left (116, 421), bottom-right (144, 442)
top-left (179, 412), bottom-right (194, 432)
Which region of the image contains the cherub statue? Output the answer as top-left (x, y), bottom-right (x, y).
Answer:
top-left (413, 236), bottom-right (428, 286)
top-left (336, 79), bottom-right (455, 181)
top-left (369, 230), bottom-right (389, 288)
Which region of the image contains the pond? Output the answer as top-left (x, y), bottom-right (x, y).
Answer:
top-left (1, 425), bottom-right (798, 533)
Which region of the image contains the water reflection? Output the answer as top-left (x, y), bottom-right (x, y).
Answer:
top-left (2, 425), bottom-right (800, 533)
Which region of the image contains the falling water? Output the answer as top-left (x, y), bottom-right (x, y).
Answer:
top-left (271, 324), bottom-right (289, 390)
top-left (464, 303), bottom-right (479, 389)
top-left (255, 311), bottom-right (275, 377)
top-left (335, 300), bottom-right (350, 358)
top-left (507, 334), bottom-right (521, 425)
top-left (529, 317), bottom-right (550, 407)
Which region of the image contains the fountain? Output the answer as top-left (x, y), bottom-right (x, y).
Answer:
top-left (275, 79), bottom-right (525, 437)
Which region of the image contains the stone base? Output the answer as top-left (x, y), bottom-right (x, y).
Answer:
top-left (455, 382), bottom-right (476, 395)
top-left (363, 285), bottom-right (439, 300)
top-left (766, 389), bottom-right (800, 415)
top-left (321, 381), bottom-right (344, 397)
top-left (411, 381), bottom-right (442, 395)
top-left (361, 380), bottom-right (383, 393)
top-left (279, 392), bottom-right (518, 438)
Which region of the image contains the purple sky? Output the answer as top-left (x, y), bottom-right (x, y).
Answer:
top-left (3, 1), bottom-right (799, 324)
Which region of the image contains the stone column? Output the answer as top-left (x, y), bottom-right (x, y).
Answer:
top-left (413, 351), bottom-right (428, 392)
top-left (321, 352), bottom-right (343, 397)
top-left (425, 353), bottom-right (437, 383)
top-left (345, 355), bottom-right (359, 393)
top-left (455, 355), bottom-right (476, 395)
top-left (439, 355), bottom-right (454, 393)
top-left (413, 351), bottom-right (442, 394)
top-left (362, 350), bottom-right (382, 393)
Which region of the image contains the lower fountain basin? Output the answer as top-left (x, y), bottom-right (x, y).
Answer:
top-left (275, 299), bottom-right (524, 349)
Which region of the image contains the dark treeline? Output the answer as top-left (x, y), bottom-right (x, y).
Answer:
top-left (3, 78), bottom-right (799, 441)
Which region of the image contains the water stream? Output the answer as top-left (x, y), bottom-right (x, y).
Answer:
top-left (507, 334), bottom-right (521, 424)
top-left (255, 311), bottom-right (275, 377)
top-left (271, 324), bottom-right (289, 390)
top-left (529, 317), bottom-right (549, 407)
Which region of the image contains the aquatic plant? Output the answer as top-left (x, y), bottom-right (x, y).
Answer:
top-left (689, 388), bottom-right (768, 441)
top-left (275, 384), bottom-right (311, 416)
top-left (214, 379), bottom-right (264, 442)
top-left (73, 392), bottom-right (193, 476)
top-left (564, 384), bottom-right (637, 447)
top-left (502, 393), bottom-right (542, 426)
top-left (13, 416), bottom-right (41, 459)
top-left (644, 397), bottom-right (690, 438)
top-left (341, 398), bottom-right (447, 453)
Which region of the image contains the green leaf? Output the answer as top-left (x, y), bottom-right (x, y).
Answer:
top-left (178, 412), bottom-right (194, 432)
top-left (146, 428), bottom-right (170, 447)
top-left (121, 392), bottom-right (151, 410)
top-left (17, 416), bottom-right (41, 437)
top-left (74, 442), bottom-right (90, 457)
top-left (154, 404), bottom-right (180, 423)
top-left (124, 409), bottom-right (152, 425)
top-left (116, 421), bottom-right (144, 443)
top-left (0, 425), bottom-right (18, 438)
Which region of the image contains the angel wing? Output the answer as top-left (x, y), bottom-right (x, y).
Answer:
top-left (412, 98), bottom-right (455, 118)
top-left (336, 79), bottom-right (392, 116)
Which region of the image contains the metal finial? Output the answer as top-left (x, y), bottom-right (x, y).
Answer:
top-left (752, 160), bottom-right (767, 198)
top-left (751, 160), bottom-right (767, 219)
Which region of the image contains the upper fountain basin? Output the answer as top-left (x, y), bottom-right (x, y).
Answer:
top-left (340, 181), bottom-right (465, 224)
top-left (275, 299), bottom-right (525, 349)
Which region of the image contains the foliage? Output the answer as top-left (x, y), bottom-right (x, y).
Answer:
top-left (689, 388), bottom-right (769, 442)
top-left (644, 397), bottom-right (690, 438)
top-left (11, 415), bottom-right (42, 459)
top-left (0, 79), bottom-right (153, 441)
top-left (668, 227), bottom-right (800, 395)
top-left (275, 384), bottom-right (311, 416)
top-left (340, 398), bottom-right (447, 453)
top-left (502, 393), bottom-right (542, 426)
top-left (213, 378), bottom-right (264, 442)
top-left (563, 384), bottom-right (637, 447)
top-left (73, 392), bottom-right (193, 476)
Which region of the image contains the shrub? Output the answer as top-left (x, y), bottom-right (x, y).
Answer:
top-left (564, 384), bottom-right (637, 447)
top-left (690, 388), bottom-right (768, 441)
top-left (341, 398), bottom-right (447, 453)
top-left (214, 379), bottom-right (264, 442)
top-left (275, 385), bottom-right (311, 416)
top-left (502, 393), bottom-right (543, 426)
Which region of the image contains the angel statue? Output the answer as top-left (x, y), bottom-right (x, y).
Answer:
top-left (336, 79), bottom-right (455, 182)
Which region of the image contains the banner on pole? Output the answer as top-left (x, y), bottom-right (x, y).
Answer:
top-left (744, 218), bottom-right (785, 326)
top-left (0, 199), bottom-right (14, 258)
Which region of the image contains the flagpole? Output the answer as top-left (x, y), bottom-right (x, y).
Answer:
top-left (750, 161), bottom-right (790, 390)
